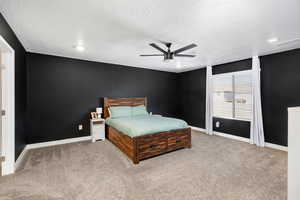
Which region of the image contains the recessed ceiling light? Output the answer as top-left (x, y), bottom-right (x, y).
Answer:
top-left (74, 44), bottom-right (85, 52)
top-left (267, 37), bottom-right (279, 44)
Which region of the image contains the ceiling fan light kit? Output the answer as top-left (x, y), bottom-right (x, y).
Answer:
top-left (140, 42), bottom-right (197, 61)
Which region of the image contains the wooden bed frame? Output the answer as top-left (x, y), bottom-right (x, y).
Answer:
top-left (104, 97), bottom-right (191, 164)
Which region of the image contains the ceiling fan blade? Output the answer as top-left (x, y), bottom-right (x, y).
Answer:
top-left (174, 54), bottom-right (196, 57)
top-left (140, 54), bottom-right (164, 57)
top-left (173, 44), bottom-right (197, 54)
top-left (149, 43), bottom-right (167, 54)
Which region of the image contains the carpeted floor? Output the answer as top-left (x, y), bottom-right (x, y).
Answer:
top-left (0, 131), bottom-right (287, 200)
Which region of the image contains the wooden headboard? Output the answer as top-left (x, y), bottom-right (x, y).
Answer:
top-left (103, 97), bottom-right (147, 119)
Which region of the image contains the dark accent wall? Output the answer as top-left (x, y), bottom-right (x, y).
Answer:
top-left (261, 49), bottom-right (300, 146)
top-left (179, 51), bottom-right (300, 146)
top-left (213, 117), bottom-right (250, 138)
top-left (178, 68), bottom-right (206, 129)
top-left (0, 13), bottom-right (27, 159)
top-left (212, 59), bottom-right (252, 75)
top-left (26, 53), bottom-right (180, 144)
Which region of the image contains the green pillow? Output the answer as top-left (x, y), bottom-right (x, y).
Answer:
top-left (131, 105), bottom-right (149, 116)
top-left (109, 106), bottom-right (132, 118)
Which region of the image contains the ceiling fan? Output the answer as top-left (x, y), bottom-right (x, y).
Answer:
top-left (140, 42), bottom-right (197, 61)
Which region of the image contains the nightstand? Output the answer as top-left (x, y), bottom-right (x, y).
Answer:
top-left (90, 118), bottom-right (105, 142)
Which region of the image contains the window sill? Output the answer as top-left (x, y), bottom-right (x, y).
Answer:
top-left (213, 116), bottom-right (251, 122)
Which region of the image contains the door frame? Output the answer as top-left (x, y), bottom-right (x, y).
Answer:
top-left (0, 35), bottom-right (15, 176)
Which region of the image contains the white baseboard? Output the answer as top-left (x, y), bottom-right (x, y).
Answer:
top-left (189, 126), bottom-right (206, 133)
top-left (214, 131), bottom-right (251, 143)
top-left (15, 146), bottom-right (29, 171)
top-left (26, 136), bottom-right (92, 150)
top-left (190, 126), bottom-right (288, 152)
top-left (265, 142), bottom-right (288, 152)
top-left (14, 136), bottom-right (93, 171)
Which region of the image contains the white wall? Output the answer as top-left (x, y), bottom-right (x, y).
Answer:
top-left (288, 107), bottom-right (300, 200)
top-left (0, 35), bottom-right (15, 175)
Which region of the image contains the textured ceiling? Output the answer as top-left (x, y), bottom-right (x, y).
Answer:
top-left (1, 0), bottom-right (300, 72)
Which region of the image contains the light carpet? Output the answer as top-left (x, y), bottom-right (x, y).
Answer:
top-left (0, 131), bottom-right (287, 200)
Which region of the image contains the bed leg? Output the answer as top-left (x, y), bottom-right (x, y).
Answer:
top-left (187, 128), bottom-right (192, 148)
top-left (133, 138), bottom-right (139, 164)
top-left (133, 158), bottom-right (139, 164)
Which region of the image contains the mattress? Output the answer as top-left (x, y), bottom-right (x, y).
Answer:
top-left (105, 115), bottom-right (188, 138)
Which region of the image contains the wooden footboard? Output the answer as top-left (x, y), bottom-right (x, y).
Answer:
top-left (103, 97), bottom-right (191, 164)
top-left (107, 125), bottom-right (191, 164)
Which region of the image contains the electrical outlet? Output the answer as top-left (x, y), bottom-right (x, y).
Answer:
top-left (78, 124), bottom-right (83, 131)
top-left (216, 121), bottom-right (220, 128)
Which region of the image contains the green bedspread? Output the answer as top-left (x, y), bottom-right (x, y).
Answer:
top-left (105, 115), bottom-right (188, 138)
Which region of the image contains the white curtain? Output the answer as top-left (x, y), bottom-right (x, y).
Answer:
top-left (206, 65), bottom-right (213, 135)
top-left (250, 56), bottom-right (265, 146)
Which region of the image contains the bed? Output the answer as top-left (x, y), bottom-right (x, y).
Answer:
top-left (104, 97), bottom-right (191, 164)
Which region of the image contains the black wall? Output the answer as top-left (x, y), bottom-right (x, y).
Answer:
top-left (26, 53), bottom-right (180, 144)
top-left (261, 49), bottom-right (300, 146)
top-left (0, 13), bottom-right (27, 159)
top-left (178, 68), bottom-right (206, 129)
top-left (179, 50), bottom-right (300, 146)
top-left (213, 117), bottom-right (251, 138)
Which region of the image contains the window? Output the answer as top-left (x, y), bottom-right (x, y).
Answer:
top-left (213, 70), bottom-right (252, 121)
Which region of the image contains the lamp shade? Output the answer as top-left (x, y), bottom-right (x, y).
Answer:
top-left (96, 107), bottom-right (102, 113)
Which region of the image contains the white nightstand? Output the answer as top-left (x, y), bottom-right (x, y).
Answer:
top-left (90, 118), bottom-right (105, 142)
